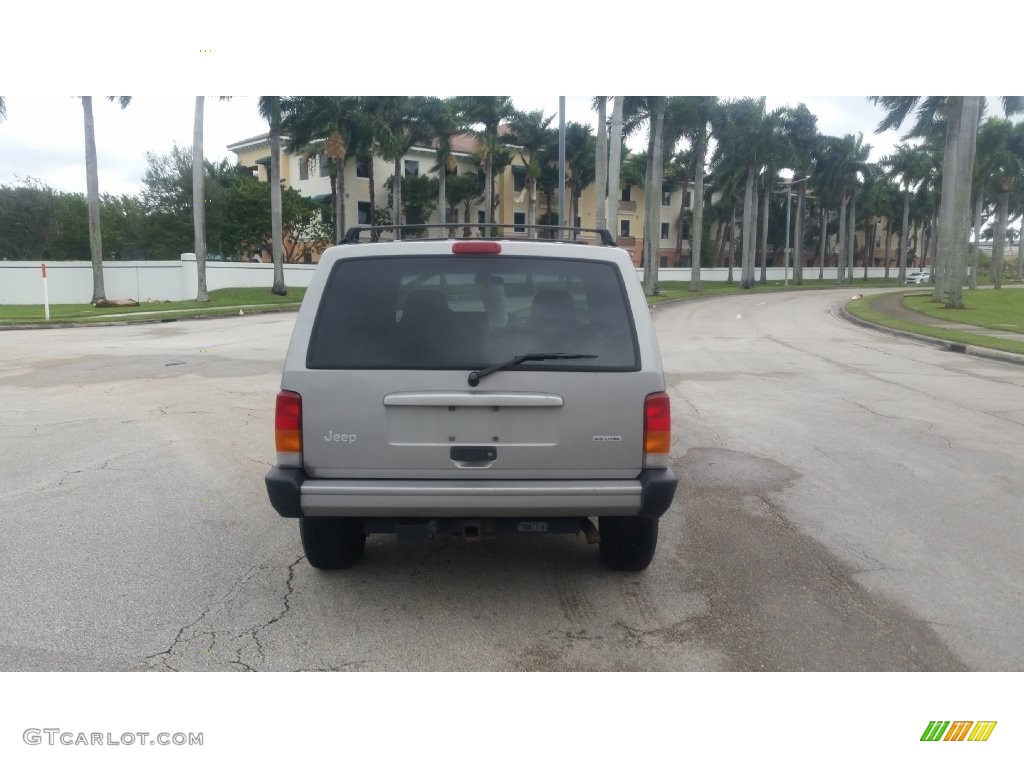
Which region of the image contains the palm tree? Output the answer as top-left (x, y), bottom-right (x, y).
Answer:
top-left (420, 97), bottom-right (466, 230)
top-left (594, 97), bottom-right (608, 232)
top-left (565, 122), bottom-right (596, 235)
top-left (281, 96), bottom-right (363, 244)
top-left (457, 97), bottom-right (515, 224)
top-left (82, 97), bottom-right (130, 304)
top-left (642, 97), bottom-right (667, 295)
top-left (257, 97), bottom-right (286, 295)
top-left (607, 97), bottom-right (625, 240)
top-left (815, 133), bottom-right (871, 283)
top-left (870, 96), bottom-right (1022, 305)
top-left (677, 97), bottom-right (717, 290)
top-left (881, 143), bottom-right (933, 283)
top-left (712, 98), bottom-right (786, 289)
top-left (783, 104), bottom-right (819, 284)
top-left (975, 118), bottom-right (1024, 288)
top-left (505, 109), bottom-right (555, 236)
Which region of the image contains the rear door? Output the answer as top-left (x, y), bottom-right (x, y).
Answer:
top-left (294, 244), bottom-right (655, 480)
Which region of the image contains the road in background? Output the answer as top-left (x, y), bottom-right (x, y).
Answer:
top-left (1, 290), bottom-right (1020, 670)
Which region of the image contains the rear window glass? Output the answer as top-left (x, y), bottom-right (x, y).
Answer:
top-left (306, 255), bottom-right (639, 371)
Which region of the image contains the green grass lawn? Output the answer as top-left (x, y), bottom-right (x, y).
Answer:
top-left (846, 291), bottom-right (1024, 357)
top-left (902, 289), bottom-right (1024, 333)
top-left (0, 287), bottom-right (305, 324)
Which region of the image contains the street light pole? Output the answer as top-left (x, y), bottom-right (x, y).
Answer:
top-left (777, 176), bottom-right (809, 287)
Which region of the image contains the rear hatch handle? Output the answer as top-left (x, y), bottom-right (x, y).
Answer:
top-left (467, 353), bottom-right (597, 387)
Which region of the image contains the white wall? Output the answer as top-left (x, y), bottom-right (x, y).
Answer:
top-left (0, 256), bottom-right (899, 306)
top-left (0, 254), bottom-right (315, 305)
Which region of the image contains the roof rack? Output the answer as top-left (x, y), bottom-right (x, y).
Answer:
top-left (339, 223), bottom-right (618, 247)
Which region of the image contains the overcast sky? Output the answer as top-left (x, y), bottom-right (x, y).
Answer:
top-left (1, 4), bottom-right (1017, 199)
top-left (0, 94), bottom-right (913, 197)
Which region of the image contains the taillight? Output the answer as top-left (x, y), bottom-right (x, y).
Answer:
top-left (452, 241), bottom-right (501, 254)
top-left (275, 390), bottom-right (302, 467)
top-left (644, 392), bottom-right (670, 467)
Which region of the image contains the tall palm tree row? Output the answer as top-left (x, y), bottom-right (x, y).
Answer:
top-left (870, 96), bottom-right (1023, 305)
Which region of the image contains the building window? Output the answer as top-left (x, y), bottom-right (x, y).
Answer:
top-left (404, 160), bottom-right (419, 177)
top-left (662, 187), bottom-right (671, 206)
top-left (660, 223), bottom-right (669, 240)
top-left (620, 219), bottom-right (630, 237)
top-left (660, 256), bottom-right (669, 268)
top-left (512, 166), bottom-right (526, 193)
top-left (356, 156), bottom-right (370, 178)
top-left (622, 185), bottom-right (632, 202)
top-left (358, 201), bottom-right (372, 225)
top-left (575, 217), bottom-right (581, 229)
top-left (319, 152), bottom-right (330, 178)
top-left (299, 156), bottom-right (310, 181)
top-left (514, 212), bottom-right (526, 233)
top-left (478, 210), bottom-right (486, 224)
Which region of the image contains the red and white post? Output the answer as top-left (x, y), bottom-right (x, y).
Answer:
top-left (41, 262), bottom-right (50, 320)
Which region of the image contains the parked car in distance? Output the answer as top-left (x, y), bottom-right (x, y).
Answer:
top-left (905, 270), bottom-right (931, 284)
top-left (264, 224), bottom-right (678, 571)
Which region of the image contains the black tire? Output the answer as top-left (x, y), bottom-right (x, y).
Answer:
top-left (299, 517), bottom-right (366, 569)
top-left (598, 516), bottom-right (658, 571)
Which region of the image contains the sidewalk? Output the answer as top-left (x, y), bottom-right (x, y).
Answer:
top-left (843, 290), bottom-right (1024, 366)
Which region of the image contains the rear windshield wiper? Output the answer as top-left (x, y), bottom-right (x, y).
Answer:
top-left (468, 353), bottom-right (598, 387)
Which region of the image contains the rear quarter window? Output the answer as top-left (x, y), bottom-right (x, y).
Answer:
top-left (306, 254), bottom-right (639, 371)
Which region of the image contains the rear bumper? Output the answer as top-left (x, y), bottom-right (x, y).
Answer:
top-left (265, 466), bottom-right (677, 519)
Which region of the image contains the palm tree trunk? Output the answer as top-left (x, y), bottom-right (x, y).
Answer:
top-left (484, 153), bottom-right (493, 226)
top-left (884, 218), bottom-right (892, 279)
top-left (690, 129), bottom-right (706, 291)
top-left (818, 209), bottom-right (827, 280)
top-left (192, 97), bottom-right (209, 302)
top-left (334, 159), bottom-right (346, 244)
top-left (728, 203), bottom-right (737, 283)
top-left (933, 97), bottom-right (962, 301)
top-left (1016, 214), bottom-right (1024, 281)
top-left (863, 219), bottom-right (871, 280)
top-left (749, 175), bottom-right (760, 284)
top-left (368, 153), bottom-right (378, 239)
top-left (595, 97), bottom-right (608, 232)
top-left (741, 165), bottom-right (756, 289)
top-left (642, 97), bottom-right (666, 295)
top-left (899, 190), bottom-right (910, 282)
top-left (528, 179), bottom-right (538, 236)
top-left (847, 194), bottom-right (857, 282)
top-left (794, 186), bottom-right (805, 284)
top-left (992, 187), bottom-right (1009, 288)
top-left (675, 170), bottom-right (688, 260)
top-left (966, 191), bottom-right (983, 290)
top-left (269, 96), bottom-right (286, 295)
top-left (837, 195), bottom-right (848, 284)
top-left (82, 97), bottom-right (106, 304)
top-left (394, 158), bottom-right (403, 240)
top-left (438, 159), bottom-right (447, 228)
top-left (608, 97), bottom-right (624, 240)
top-left (759, 181), bottom-right (769, 283)
top-left (946, 96), bottom-right (980, 308)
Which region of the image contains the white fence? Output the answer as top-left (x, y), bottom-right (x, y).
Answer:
top-left (0, 254), bottom-right (316, 305)
top-left (0, 255), bottom-right (902, 306)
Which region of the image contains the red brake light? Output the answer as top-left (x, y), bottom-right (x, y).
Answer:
top-left (644, 392), bottom-right (671, 458)
top-left (275, 390), bottom-right (302, 458)
top-left (452, 241), bottom-right (501, 254)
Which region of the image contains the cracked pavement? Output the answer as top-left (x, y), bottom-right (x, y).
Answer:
top-left (1, 293), bottom-right (1022, 671)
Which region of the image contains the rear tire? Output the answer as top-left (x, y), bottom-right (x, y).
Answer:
top-left (598, 516), bottom-right (658, 571)
top-left (299, 517), bottom-right (366, 569)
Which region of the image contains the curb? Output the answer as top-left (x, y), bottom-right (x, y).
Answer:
top-left (837, 305), bottom-right (1024, 368)
top-left (0, 305), bottom-right (300, 331)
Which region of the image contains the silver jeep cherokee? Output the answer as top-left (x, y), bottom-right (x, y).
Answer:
top-left (265, 225), bottom-right (677, 571)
